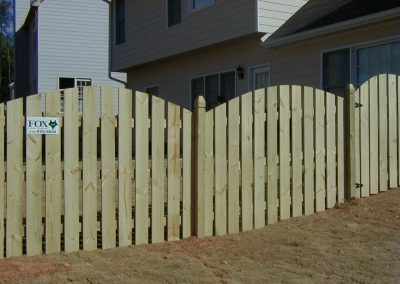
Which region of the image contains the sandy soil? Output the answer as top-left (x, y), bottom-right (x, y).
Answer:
top-left (0, 188), bottom-right (398, 284)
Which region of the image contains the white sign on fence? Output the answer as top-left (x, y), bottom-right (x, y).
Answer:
top-left (26, 117), bottom-right (61, 135)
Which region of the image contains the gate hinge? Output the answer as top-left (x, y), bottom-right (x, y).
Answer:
top-left (355, 183), bottom-right (364, 188)
top-left (355, 103), bottom-right (363, 108)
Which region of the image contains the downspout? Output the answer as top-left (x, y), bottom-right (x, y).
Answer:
top-left (102, 0), bottom-right (127, 87)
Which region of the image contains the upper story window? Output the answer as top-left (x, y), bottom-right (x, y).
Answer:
top-left (115, 0), bottom-right (126, 45)
top-left (168, 0), bottom-right (181, 27)
top-left (189, 0), bottom-right (214, 12)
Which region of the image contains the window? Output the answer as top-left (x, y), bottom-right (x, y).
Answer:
top-left (189, 0), bottom-right (214, 12)
top-left (356, 41), bottom-right (400, 86)
top-left (250, 65), bottom-right (271, 90)
top-left (58, 77), bottom-right (92, 114)
top-left (168, 0), bottom-right (181, 27)
top-left (323, 49), bottom-right (350, 97)
top-left (322, 40), bottom-right (400, 97)
top-left (115, 0), bottom-right (126, 45)
top-left (145, 86), bottom-right (159, 97)
top-left (191, 71), bottom-right (235, 110)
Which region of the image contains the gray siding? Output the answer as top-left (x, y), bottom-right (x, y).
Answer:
top-left (15, 0), bottom-right (30, 30)
top-left (257, 0), bottom-right (308, 35)
top-left (14, 0), bottom-right (31, 98)
top-left (37, 0), bottom-right (126, 113)
top-left (113, 0), bottom-right (258, 71)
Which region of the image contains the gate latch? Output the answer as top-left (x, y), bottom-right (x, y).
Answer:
top-left (356, 183), bottom-right (364, 188)
top-left (355, 103), bottom-right (363, 108)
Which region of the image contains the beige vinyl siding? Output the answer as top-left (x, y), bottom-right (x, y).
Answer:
top-left (113, 0), bottom-right (258, 71)
top-left (257, 0), bottom-right (308, 34)
top-left (127, 19), bottom-right (399, 109)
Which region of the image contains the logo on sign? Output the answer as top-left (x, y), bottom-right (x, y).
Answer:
top-left (26, 117), bottom-right (60, 135)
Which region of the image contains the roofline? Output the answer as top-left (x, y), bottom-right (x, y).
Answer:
top-left (262, 7), bottom-right (400, 48)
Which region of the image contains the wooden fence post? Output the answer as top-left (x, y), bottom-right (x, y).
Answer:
top-left (193, 96), bottom-right (206, 237)
top-left (344, 84), bottom-right (356, 199)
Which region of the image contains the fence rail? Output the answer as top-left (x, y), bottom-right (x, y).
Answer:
top-left (0, 74), bottom-right (398, 259)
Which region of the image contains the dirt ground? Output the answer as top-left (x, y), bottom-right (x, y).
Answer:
top-left (0, 189), bottom-right (398, 284)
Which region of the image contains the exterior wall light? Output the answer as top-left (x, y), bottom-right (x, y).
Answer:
top-left (236, 65), bottom-right (244, 80)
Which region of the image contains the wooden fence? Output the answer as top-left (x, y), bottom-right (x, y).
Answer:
top-left (354, 74), bottom-right (399, 197)
top-left (193, 85), bottom-right (345, 236)
top-left (0, 74), bottom-right (398, 259)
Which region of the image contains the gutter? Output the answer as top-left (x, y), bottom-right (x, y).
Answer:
top-left (103, 0), bottom-right (127, 87)
top-left (263, 7), bottom-right (400, 48)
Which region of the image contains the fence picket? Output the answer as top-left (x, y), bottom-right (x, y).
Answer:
top-left (26, 95), bottom-right (43, 256)
top-left (135, 92), bottom-right (149, 244)
top-left (64, 88), bottom-right (80, 252)
top-left (360, 82), bottom-right (370, 197)
top-left (241, 92), bottom-right (254, 229)
top-left (398, 76), bottom-right (400, 187)
top-left (315, 90), bottom-right (326, 212)
top-left (303, 87), bottom-right (314, 214)
top-left (82, 86), bottom-right (98, 251)
top-left (118, 88), bottom-right (133, 247)
top-left (6, 99), bottom-right (24, 256)
top-left (193, 97), bottom-right (206, 237)
top-left (45, 91), bottom-right (62, 254)
top-left (378, 74), bottom-right (388, 192)
top-left (279, 86), bottom-right (291, 219)
top-left (167, 103), bottom-right (181, 241)
top-left (337, 97), bottom-right (345, 204)
top-left (355, 89), bottom-right (361, 198)
top-left (267, 87), bottom-right (278, 223)
top-left (369, 77), bottom-right (379, 194)
top-left (8, 99), bottom-right (26, 256)
top-left (291, 86), bottom-right (303, 217)
top-left (254, 89), bottom-right (266, 228)
top-left (326, 92), bottom-right (337, 208)
top-left (101, 86), bottom-right (117, 249)
top-left (205, 109), bottom-right (214, 236)
top-left (151, 96), bottom-right (165, 243)
top-left (0, 104), bottom-right (4, 259)
top-left (388, 74), bottom-right (398, 188)
top-left (215, 104), bottom-right (227, 235)
top-left (228, 98), bottom-right (240, 233)
top-left (182, 109), bottom-right (192, 238)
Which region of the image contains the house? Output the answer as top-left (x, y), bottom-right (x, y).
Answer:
top-left (14, 0), bottom-right (126, 111)
top-left (111, 0), bottom-right (308, 109)
top-left (262, 0), bottom-right (400, 97)
top-left (111, 0), bottom-right (399, 109)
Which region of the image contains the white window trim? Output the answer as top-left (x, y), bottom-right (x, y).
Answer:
top-left (188, 0), bottom-right (215, 13)
top-left (189, 69), bottom-right (237, 108)
top-left (248, 63), bottom-right (271, 91)
top-left (320, 35), bottom-right (400, 89)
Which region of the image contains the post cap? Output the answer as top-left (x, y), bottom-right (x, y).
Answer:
top-left (194, 96), bottom-right (206, 109)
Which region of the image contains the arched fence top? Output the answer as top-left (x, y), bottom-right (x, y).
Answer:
top-left (0, 74), bottom-right (397, 259)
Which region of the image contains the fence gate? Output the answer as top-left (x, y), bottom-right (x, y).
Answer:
top-left (354, 74), bottom-right (400, 197)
